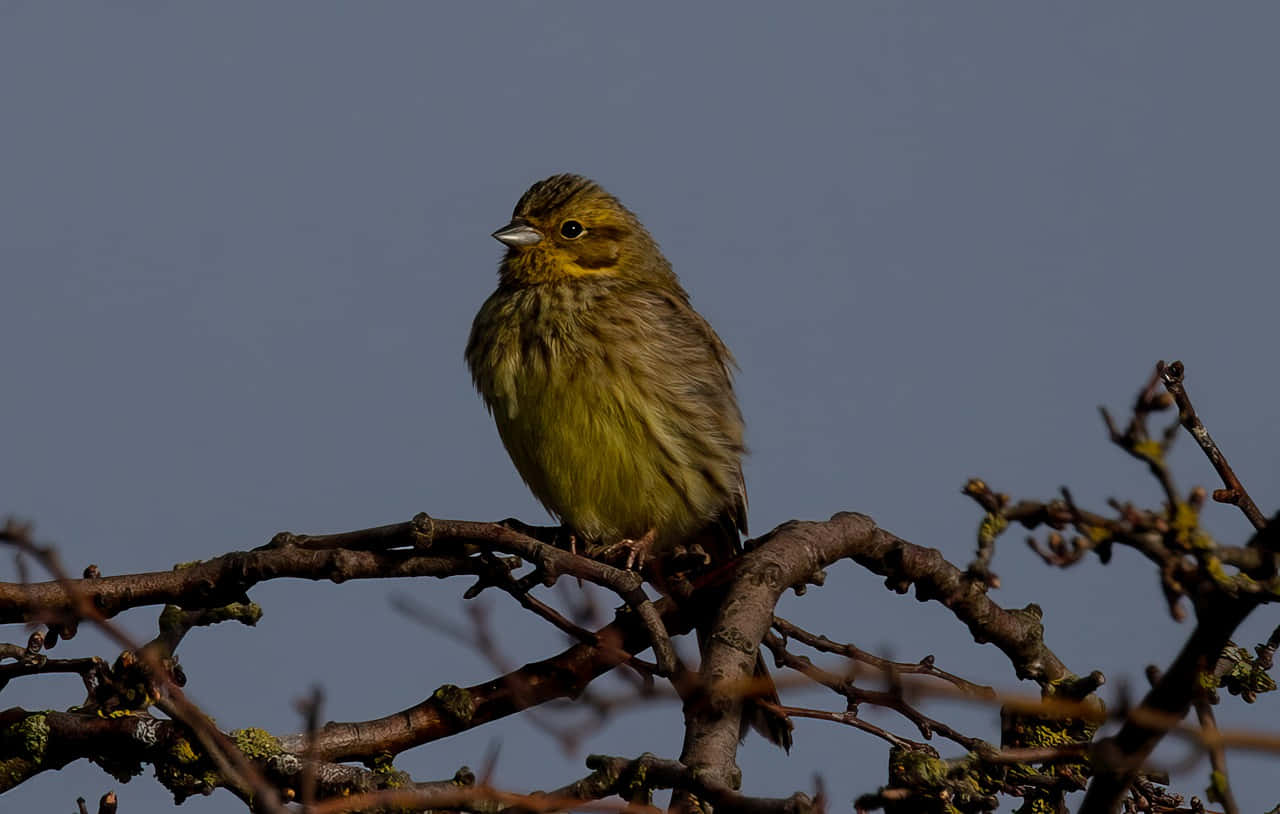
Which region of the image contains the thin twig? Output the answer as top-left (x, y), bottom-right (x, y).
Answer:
top-left (771, 616), bottom-right (995, 698)
top-left (1192, 698), bottom-right (1238, 814)
top-left (1158, 360), bottom-right (1268, 531)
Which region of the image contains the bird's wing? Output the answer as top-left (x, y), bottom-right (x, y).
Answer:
top-left (642, 285), bottom-right (749, 538)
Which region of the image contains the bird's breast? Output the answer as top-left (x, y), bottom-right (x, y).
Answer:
top-left (467, 283), bottom-right (735, 546)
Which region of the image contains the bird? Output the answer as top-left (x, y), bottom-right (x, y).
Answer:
top-left (466, 173), bottom-right (792, 750)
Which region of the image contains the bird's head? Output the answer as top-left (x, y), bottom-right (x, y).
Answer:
top-left (492, 174), bottom-right (673, 285)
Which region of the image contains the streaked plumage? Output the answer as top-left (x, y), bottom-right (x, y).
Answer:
top-left (467, 174), bottom-right (746, 554)
top-left (466, 174), bottom-right (790, 749)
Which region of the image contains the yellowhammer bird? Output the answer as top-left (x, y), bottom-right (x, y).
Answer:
top-left (466, 173), bottom-right (792, 750)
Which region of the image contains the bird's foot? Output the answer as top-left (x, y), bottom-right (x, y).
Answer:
top-left (668, 543), bottom-right (711, 573)
top-left (548, 525), bottom-right (580, 555)
top-left (599, 528), bottom-right (658, 571)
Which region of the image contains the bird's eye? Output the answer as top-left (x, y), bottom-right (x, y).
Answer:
top-left (559, 220), bottom-right (585, 239)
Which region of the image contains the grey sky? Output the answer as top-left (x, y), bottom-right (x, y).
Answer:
top-left (3, 4), bottom-right (1278, 811)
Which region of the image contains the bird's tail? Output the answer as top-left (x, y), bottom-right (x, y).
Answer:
top-left (690, 622), bottom-right (792, 751)
top-left (743, 651), bottom-right (793, 751)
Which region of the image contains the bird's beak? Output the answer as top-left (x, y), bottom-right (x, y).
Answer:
top-left (492, 219), bottom-right (543, 248)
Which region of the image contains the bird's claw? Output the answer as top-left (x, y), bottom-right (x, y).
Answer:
top-left (599, 530), bottom-right (657, 571)
top-left (669, 543), bottom-right (711, 572)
